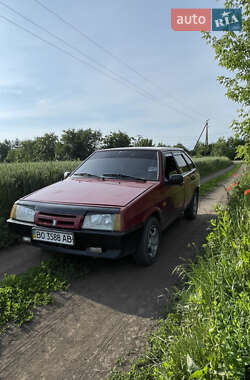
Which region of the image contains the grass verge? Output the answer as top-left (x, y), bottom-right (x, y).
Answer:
top-left (109, 167), bottom-right (250, 380)
top-left (199, 163), bottom-right (241, 197)
top-left (0, 255), bottom-right (89, 335)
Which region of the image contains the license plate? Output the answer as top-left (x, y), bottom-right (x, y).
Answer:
top-left (32, 228), bottom-right (74, 246)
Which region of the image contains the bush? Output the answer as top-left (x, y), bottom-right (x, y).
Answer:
top-left (109, 168), bottom-right (250, 380)
top-left (0, 161), bottom-right (78, 249)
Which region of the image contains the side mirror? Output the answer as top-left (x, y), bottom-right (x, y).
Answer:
top-left (168, 174), bottom-right (183, 185)
top-left (64, 171), bottom-right (70, 179)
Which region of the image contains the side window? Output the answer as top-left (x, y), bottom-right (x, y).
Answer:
top-left (164, 155), bottom-right (179, 179)
top-left (174, 154), bottom-right (190, 174)
top-left (183, 153), bottom-right (195, 169)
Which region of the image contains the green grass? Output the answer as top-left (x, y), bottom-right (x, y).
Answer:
top-left (200, 163), bottom-right (241, 197)
top-left (108, 167), bottom-right (250, 380)
top-left (193, 156), bottom-right (232, 177)
top-left (0, 255), bottom-right (89, 335)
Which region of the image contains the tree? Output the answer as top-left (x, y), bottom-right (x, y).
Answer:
top-left (191, 142), bottom-right (213, 157)
top-left (174, 143), bottom-right (190, 153)
top-left (14, 140), bottom-right (36, 162)
top-left (59, 128), bottom-right (102, 160)
top-left (0, 140), bottom-right (11, 162)
top-left (157, 142), bottom-right (167, 147)
top-left (33, 133), bottom-right (58, 161)
top-left (101, 131), bottom-right (131, 149)
top-left (132, 135), bottom-right (154, 147)
top-left (211, 136), bottom-right (245, 160)
top-left (203, 0), bottom-right (250, 163)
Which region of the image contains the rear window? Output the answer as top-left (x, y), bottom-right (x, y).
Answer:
top-left (183, 153), bottom-right (195, 169)
top-left (174, 154), bottom-right (190, 174)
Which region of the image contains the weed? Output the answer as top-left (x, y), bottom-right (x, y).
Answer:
top-left (108, 167), bottom-right (250, 380)
top-left (0, 255), bottom-right (89, 334)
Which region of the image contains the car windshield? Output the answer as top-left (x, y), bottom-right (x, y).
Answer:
top-left (73, 150), bottom-right (159, 181)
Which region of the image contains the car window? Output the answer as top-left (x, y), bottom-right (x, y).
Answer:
top-left (164, 155), bottom-right (179, 179)
top-left (174, 154), bottom-right (190, 174)
top-left (183, 153), bottom-right (195, 169)
top-left (73, 150), bottom-right (159, 181)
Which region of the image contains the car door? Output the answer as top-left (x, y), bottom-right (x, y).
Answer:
top-left (173, 153), bottom-right (193, 209)
top-left (160, 152), bottom-right (185, 228)
top-left (182, 152), bottom-right (199, 198)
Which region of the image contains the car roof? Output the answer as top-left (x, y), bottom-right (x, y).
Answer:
top-left (97, 147), bottom-right (184, 152)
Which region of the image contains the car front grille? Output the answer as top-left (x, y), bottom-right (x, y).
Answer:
top-left (34, 212), bottom-right (83, 230)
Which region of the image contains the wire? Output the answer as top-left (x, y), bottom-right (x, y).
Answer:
top-left (32, 0), bottom-right (208, 120)
top-left (0, 14), bottom-right (159, 102)
top-left (0, 0), bottom-right (157, 102)
top-left (0, 10), bottom-right (202, 122)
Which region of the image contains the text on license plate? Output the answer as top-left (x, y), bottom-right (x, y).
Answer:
top-left (32, 229), bottom-right (74, 246)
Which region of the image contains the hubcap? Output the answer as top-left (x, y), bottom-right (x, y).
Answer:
top-left (147, 224), bottom-right (159, 258)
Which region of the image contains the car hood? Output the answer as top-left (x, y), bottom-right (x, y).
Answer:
top-left (22, 177), bottom-right (157, 207)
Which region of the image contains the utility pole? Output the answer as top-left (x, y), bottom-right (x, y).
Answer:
top-left (205, 120), bottom-right (209, 155)
top-left (193, 120), bottom-right (209, 153)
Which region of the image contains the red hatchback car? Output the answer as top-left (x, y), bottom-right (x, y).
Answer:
top-left (7, 148), bottom-right (200, 265)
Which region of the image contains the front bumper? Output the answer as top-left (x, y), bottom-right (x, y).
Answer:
top-left (7, 219), bottom-right (141, 260)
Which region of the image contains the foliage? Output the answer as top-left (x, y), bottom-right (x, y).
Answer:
top-left (211, 136), bottom-right (245, 160)
top-left (174, 143), bottom-right (190, 153)
top-left (0, 256), bottom-right (89, 334)
top-left (3, 129), bottom-right (102, 163)
top-left (57, 128), bottom-right (102, 160)
top-left (0, 139), bottom-right (11, 162)
top-left (157, 142), bottom-right (168, 147)
top-left (101, 130), bottom-right (131, 149)
top-left (0, 161), bottom-right (78, 248)
top-left (33, 133), bottom-right (59, 161)
top-left (191, 137), bottom-right (245, 160)
top-left (132, 135), bottom-right (154, 147)
top-left (203, 0), bottom-right (250, 163)
top-left (1, 128), bottom-right (245, 163)
top-left (109, 168), bottom-right (250, 380)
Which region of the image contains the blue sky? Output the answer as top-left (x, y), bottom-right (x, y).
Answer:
top-left (0, 0), bottom-right (239, 149)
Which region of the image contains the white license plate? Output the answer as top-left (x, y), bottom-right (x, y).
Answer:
top-left (32, 228), bottom-right (74, 246)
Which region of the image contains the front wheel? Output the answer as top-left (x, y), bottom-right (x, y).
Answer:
top-left (134, 217), bottom-right (161, 266)
top-left (184, 191), bottom-right (199, 220)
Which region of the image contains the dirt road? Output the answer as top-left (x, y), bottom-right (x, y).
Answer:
top-left (0, 168), bottom-right (240, 380)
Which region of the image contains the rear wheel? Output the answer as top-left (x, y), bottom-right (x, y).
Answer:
top-left (184, 191), bottom-right (199, 220)
top-left (134, 217), bottom-right (161, 266)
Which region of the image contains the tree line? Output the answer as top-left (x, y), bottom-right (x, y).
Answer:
top-left (0, 128), bottom-right (245, 163)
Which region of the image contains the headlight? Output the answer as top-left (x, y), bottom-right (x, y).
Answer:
top-left (82, 213), bottom-right (120, 231)
top-left (11, 204), bottom-right (35, 223)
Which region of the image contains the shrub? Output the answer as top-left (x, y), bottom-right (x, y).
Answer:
top-left (109, 168), bottom-right (250, 380)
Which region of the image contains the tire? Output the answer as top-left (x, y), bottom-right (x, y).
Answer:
top-left (184, 191), bottom-right (199, 220)
top-left (134, 217), bottom-right (161, 266)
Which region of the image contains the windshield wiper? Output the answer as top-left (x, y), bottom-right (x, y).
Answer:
top-left (73, 172), bottom-right (102, 179)
top-left (102, 173), bottom-right (146, 182)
